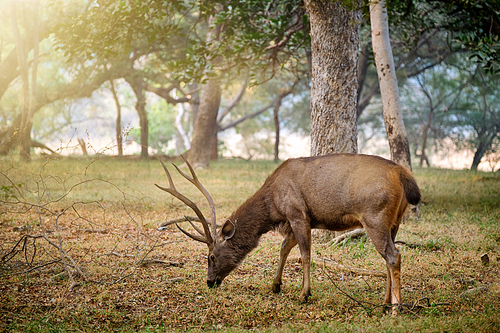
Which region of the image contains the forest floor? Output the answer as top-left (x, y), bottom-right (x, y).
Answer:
top-left (1, 156), bottom-right (499, 332)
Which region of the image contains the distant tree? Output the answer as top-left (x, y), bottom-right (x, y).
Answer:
top-left (188, 5), bottom-right (224, 169)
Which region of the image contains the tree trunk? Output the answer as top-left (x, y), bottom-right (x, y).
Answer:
top-left (188, 7), bottom-right (223, 169)
top-left (110, 80), bottom-right (123, 156)
top-left (357, 41), bottom-right (370, 119)
top-left (305, 0), bottom-right (361, 156)
top-left (175, 101), bottom-right (190, 154)
top-left (1, 68), bottom-right (121, 155)
top-left (418, 109), bottom-right (433, 167)
top-left (210, 131), bottom-right (219, 161)
top-left (25, 1), bottom-right (40, 160)
top-left (211, 78), bottom-right (249, 161)
top-left (189, 83), bottom-right (200, 127)
top-left (189, 76), bottom-right (221, 168)
top-left (127, 76), bottom-right (149, 159)
top-left (304, 0), bottom-right (361, 241)
top-left (273, 97), bottom-right (281, 163)
top-left (0, 20), bottom-right (48, 101)
top-left (370, 0), bottom-right (412, 170)
top-left (10, 2), bottom-right (30, 160)
top-left (471, 130), bottom-right (496, 171)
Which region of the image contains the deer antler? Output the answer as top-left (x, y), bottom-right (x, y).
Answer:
top-left (155, 155), bottom-right (216, 247)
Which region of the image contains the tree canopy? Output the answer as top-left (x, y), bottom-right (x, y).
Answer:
top-left (0, 0), bottom-right (498, 170)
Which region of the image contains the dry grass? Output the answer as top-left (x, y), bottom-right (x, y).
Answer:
top-left (1, 156), bottom-right (499, 332)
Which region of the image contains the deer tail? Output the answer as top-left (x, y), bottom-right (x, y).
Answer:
top-left (399, 168), bottom-right (421, 205)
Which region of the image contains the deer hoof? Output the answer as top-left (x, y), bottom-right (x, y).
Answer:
top-left (272, 282), bottom-right (282, 293)
top-left (298, 292), bottom-right (311, 304)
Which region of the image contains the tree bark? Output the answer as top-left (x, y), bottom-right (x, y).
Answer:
top-left (188, 7), bottom-right (223, 169)
top-left (190, 75), bottom-right (221, 167)
top-left (370, 0), bottom-right (411, 170)
top-left (305, 0), bottom-right (361, 156)
top-left (471, 129), bottom-right (497, 170)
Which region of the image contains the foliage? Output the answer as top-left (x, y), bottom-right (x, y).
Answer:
top-left (399, 56), bottom-right (500, 169)
top-left (387, 0), bottom-right (500, 73)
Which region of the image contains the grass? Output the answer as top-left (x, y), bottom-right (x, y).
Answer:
top-left (1, 155), bottom-right (499, 332)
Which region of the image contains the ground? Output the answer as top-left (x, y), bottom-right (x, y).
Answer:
top-left (1, 157), bottom-right (499, 332)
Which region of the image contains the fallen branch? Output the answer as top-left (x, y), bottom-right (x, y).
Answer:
top-left (166, 277), bottom-right (185, 283)
top-left (394, 240), bottom-right (422, 249)
top-left (329, 228), bottom-right (367, 245)
top-left (77, 229), bottom-right (108, 234)
top-left (140, 259), bottom-right (184, 268)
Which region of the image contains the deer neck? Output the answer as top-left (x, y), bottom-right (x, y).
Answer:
top-left (226, 189), bottom-right (272, 260)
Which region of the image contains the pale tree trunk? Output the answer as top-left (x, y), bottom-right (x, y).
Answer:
top-left (304, 0), bottom-right (361, 241)
top-left (110, 80), bottom-right (123, 156)
top-left (188, 6), bottom-right (223, 169)
top-left (370, 0), bottom-right (411, 170)
top-left (175, 101), bottom-right (190, 154)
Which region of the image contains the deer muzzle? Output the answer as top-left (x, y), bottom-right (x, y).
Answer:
top-left (207, 278), bottom-right (222, 288)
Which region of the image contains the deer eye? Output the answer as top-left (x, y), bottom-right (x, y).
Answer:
top-left (209, 254), bottom-right (216, 262)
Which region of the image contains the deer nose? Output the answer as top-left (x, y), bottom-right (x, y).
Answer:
top-left (207, 278), bottom-right (221, 288)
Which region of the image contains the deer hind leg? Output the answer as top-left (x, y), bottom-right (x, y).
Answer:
top-left (364, 224), bottom-right (402, 315)
top-left (383, 225), bottom-right (400, 305)
top-left (272, 232), bottom-right (297, 293)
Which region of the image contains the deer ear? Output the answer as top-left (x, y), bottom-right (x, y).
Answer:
top-left (221, 219), bottom-right (235, 240)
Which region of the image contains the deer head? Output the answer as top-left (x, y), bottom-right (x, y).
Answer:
top-left (155, 155), bottom-right (237, 288)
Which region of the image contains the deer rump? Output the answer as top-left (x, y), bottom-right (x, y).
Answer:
top-left (157, 153), bottom-right (421, 314)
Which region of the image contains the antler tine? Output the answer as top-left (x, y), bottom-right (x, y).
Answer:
top-left (175, 223), bottom-right (207, 244)
top-left (155, 159), bottom-right (214, 246)
top-left (184, 215), bottom-right (205, 238)
top-left (174, 155), bottom-right (218, 238)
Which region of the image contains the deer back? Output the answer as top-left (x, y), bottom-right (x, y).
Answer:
top-left (257, 154), bottom-right (417, 232)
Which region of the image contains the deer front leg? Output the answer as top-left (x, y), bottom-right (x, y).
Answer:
top-left (384, 266), bottom-right (392, 304)
top-left (289, 223), bottom-right (312, 303)
top-left (272, 232), bottom-right (297, 293)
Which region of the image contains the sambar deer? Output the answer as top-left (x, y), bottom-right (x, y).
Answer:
top-left (156, 153), bottom-right (420, 312)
